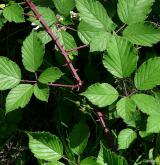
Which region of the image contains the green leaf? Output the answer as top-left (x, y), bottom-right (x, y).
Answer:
top-left (80, 157), bottom-right (99, 165)
top-left (103, 35), bottom-right (138, 78)
top-left (32, 0), bottom-right (54, 7)
top-left (43, 161), bottom-right (65, 165)
top-left (117, 0), bottom-right (155, 24)
top-left (76, 0), bottom-right (116, 31)
top-left (58, 30), bottom-right (78, 56)
top-left (0, 57), bottom-right (21, 90)
top-left (34, 84), bottom-right (49, 102)
top-left (134, 57), bottom-right (160, 90)
top-left (81, 83), bottom-right (119, 107)
top-left (22, 31), bottom-right (45, 72)
top-left (139, 130), bottom-right (151, 138)
top-left (78, 20), bottom-right (106, 45)
top-left (28, 7), bottom-right (56, 27)
top-left (38, 29), bottom-right (52, 45)
top-left (6, 84), bottom-right (33, 114)
top-left (38, 28), bottom-right (77, 56)
top-left (99, 143), bottom-right (128, 165)
top-left (3, 4), bottom-right (24, 23)
top-left (131, 94), bottom-right (160, 116)
top-left (123, 22), bottom-right (160, 47)
top-left (0, 11), bottom-right (7, 29)
top-left (27, 132), bottom-right (63, 161)
top-left (116, 97), bottom-right (140, 127)
top-left (37, 26), bottom-right (58, 45)
top-left (38, 67), bottom-right (64, 84)
top-left (90, 32), bottom-right (110, 52)
top-left (154, 92), bottom-right (160, 105)
top-left (118, 129), bottom-right (137, 150)
top-left (97, 143), bottom-right (107, 165)
top-left (69, 121), bottom-right (90, 155)
top-left (146, 115), bottom-right (160, 133)
top-left (53, 0), bottom-right (75, 16)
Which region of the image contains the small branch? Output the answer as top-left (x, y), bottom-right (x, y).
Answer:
top-left (123, 80), bottom-right (128, 96)
top-left (25, 0), bottom-right (83, 88)
top-left (56, 23), bottom-right (77, 32)
top-left (136, 46), bottom-right (142, 50)
top-left (66, 44), bottom-right (88, 53)
top-left (97, 111), bottom-right (109, 135)
top-left (23, 13), bottom-right (34, 17)
top-left (96, 111), bottom-right (117, 151)
top-left (21, 80), bottom-right (80, 89)
top-left (21, 80), bottom-right (37, 83)
top-left (115, 24), bottom-right (126, 34)
top-left (62, 156), bottom-right (78, 165)
top-left (48, 83), bottom-right (81, 89)
top-left (35, 72), bottom-right (38, 80)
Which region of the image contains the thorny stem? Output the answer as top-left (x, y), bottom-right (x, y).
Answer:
top-left (97, 111), bottom-right (109, 134)
top-left (21, 80), bottom-right (80, 89)
top-left (25, 0), bottom-right (111, 138)
top-left (25, 0), bottom-right (83, 88)
top-left (48, 83), bottom-right (81, 89)
top-left (97, 111), bottom-right (117, 151)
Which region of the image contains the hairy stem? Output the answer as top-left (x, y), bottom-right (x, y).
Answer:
top-left (25, 0), bottom-right (83, 88)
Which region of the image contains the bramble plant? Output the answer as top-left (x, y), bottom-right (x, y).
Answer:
top-left (0, 0), bottom-right (160, 164)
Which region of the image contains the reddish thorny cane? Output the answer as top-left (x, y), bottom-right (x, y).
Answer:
top-left (25, 0), bottom-right (109, 134)
top-left (25, 0), bottom-right (83, 90)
